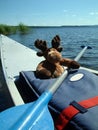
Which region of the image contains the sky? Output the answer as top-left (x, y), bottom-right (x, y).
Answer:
top-left (0, 0), bottom-right (98, 26)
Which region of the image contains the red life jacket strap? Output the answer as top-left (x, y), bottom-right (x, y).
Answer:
top-left (55, 96), bottom-right (98, 130)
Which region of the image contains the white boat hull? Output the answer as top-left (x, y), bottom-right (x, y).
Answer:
top-left (0, 35), bottom-right (44, 105)
top-left (0, 34), bottom-right (98, 106)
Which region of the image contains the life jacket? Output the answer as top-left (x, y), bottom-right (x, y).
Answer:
top-left (16, 69), bottom-right (98, 130)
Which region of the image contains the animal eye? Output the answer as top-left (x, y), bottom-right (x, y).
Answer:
top-left (47, 49), bottom-right (51, 52)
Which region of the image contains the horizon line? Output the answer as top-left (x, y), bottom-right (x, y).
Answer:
top-left (0, 23), bottom-right (98, 27)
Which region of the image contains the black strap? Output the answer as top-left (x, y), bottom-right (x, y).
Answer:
top-left (70, 100), bottom-right (88, 113)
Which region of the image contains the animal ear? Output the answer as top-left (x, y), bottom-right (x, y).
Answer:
top-left (34, 39), bottom-right (48, 52)
top-left (51, 35), bottom-right (63, 51)
top-left (56, 47), bottom-right (63, 52)
top-left (36, 52), bottom-right (44, 57)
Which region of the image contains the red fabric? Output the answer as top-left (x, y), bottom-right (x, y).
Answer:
top-left (55, 96), bottom-right (98, 130)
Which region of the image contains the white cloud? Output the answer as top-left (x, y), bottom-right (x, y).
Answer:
top-left (63, 10), bottom-right (68, 13)
top-left (72, 14), bottom-right (77, 17)
top-left (89, 12), bottom-right (95, 15)
top-left (89, 12), bottom-right (98, 15)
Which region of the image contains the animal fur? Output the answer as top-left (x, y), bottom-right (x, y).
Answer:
top-left (34, 35), bottom-right (80, 79)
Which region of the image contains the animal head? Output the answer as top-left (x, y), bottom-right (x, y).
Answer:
top-left (34, 35), bottom-right (63, 64)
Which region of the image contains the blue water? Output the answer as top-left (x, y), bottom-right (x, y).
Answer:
top-left (9, 26), bottom-right (98, 70)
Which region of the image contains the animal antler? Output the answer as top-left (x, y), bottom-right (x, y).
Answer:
top-left (34, 39), bottom-right (48, 56)
top-left (34, 39), bottom-right (48, 52)
top-left (51, 35), bottom-right (62, 52)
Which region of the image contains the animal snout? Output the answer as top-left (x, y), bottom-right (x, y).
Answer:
top-left (48, 51), bottom-right (55, 57)
top-left (47, 51), bottom-right (62, 63)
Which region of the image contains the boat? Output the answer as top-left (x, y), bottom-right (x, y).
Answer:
top-left (0, 34), bottom-right (98, 129)
top-left (0, 34), bottom-right (45, 107)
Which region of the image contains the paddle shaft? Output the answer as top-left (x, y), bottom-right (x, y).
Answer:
top-left (49, 46), bottom-right (88, 94)
top-left (74, 46), bottom-right (88, 61)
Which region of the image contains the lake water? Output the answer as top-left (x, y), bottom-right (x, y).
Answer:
top-left (9, 26), bottom-right (98, 70)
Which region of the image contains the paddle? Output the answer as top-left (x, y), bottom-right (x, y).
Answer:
top-left (0, 46), bottom-right (91, 130)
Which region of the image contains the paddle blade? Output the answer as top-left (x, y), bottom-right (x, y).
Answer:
top-left (31, 105), bottom-right (54, 130)
top-left (0, 102), bottom-right (54, 130)
top-left (81, 45), bottom-right (92, 49)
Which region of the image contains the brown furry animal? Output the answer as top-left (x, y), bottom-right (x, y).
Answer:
top-left (34, 35), bottom-right (80, 79)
